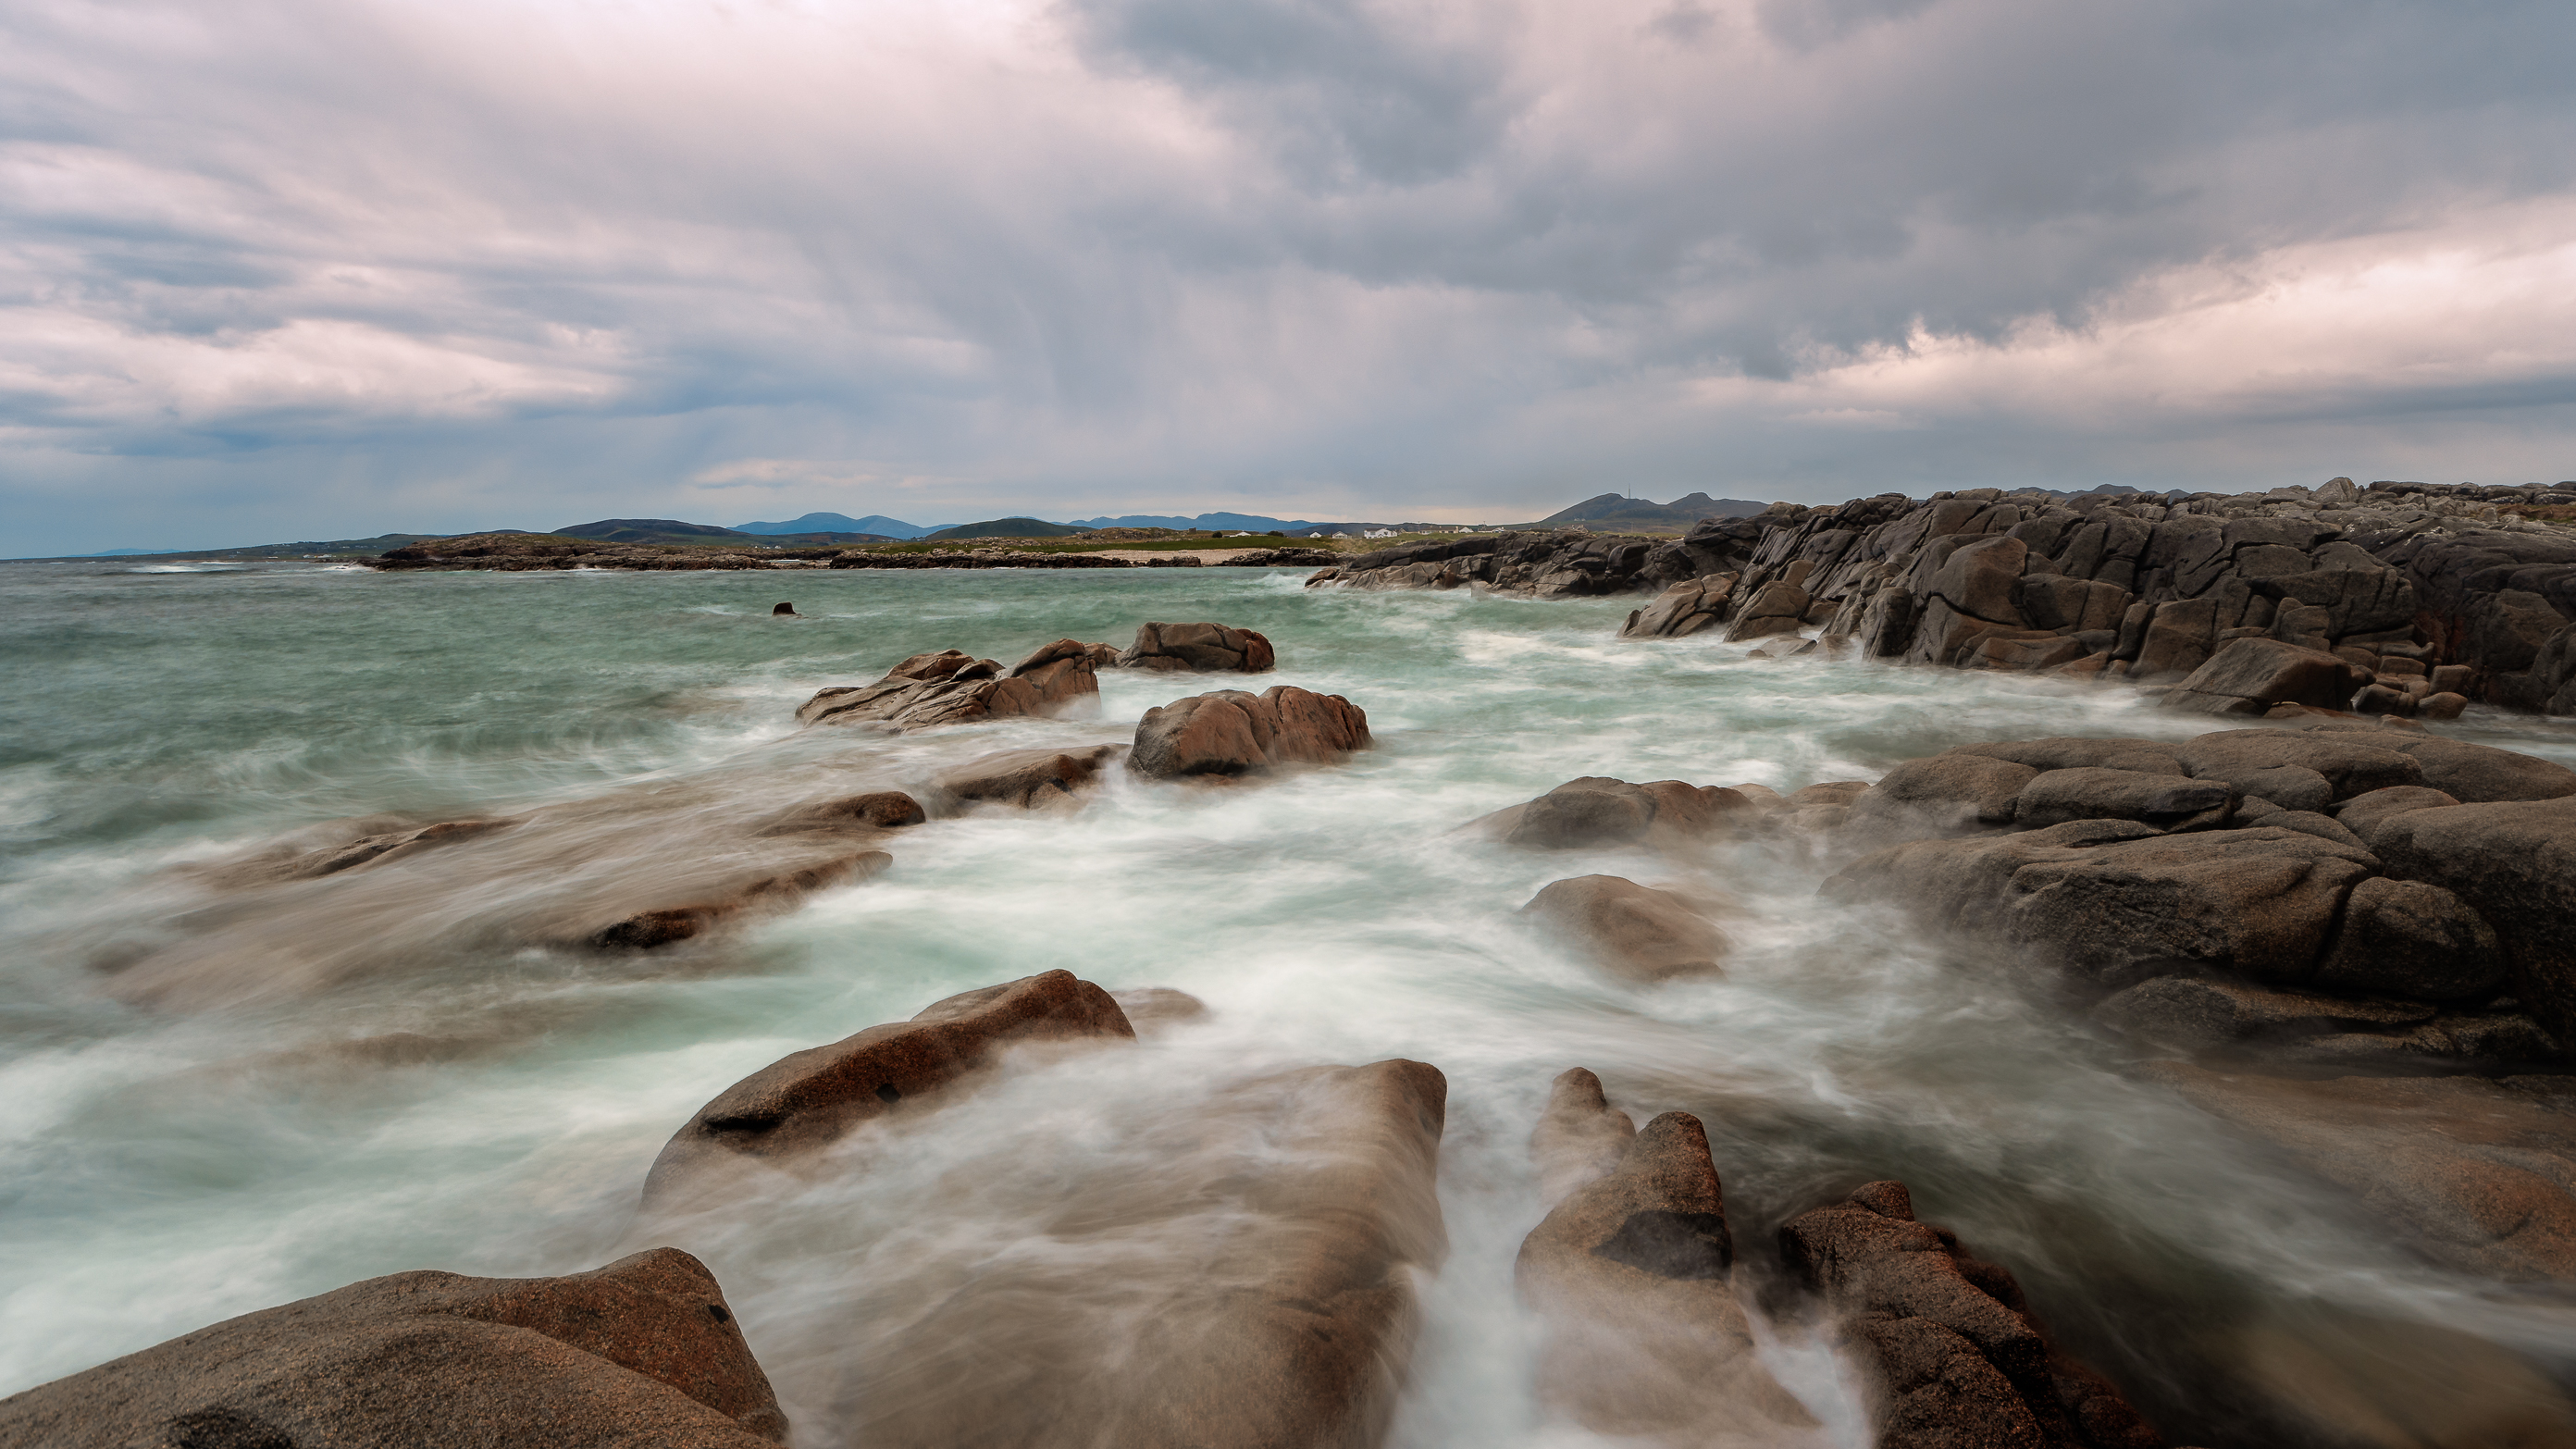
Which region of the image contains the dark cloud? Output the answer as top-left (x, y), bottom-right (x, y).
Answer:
top-left (3, 0), bottom-right (2575, 555)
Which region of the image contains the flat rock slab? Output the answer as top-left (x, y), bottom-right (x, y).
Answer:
top-left (0, 1248), bottom-right (784, 1449)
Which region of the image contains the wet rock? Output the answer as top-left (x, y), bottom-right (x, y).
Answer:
top-left (934, 745), bottom-right (1124, 811)
top-left (2012, 768), bottom-right (2235, 831)
top-left (1127, 686), bottom-right (1370, 779)
top-left (643, 970), bottom-right (1133, 1203)
top-left (1529, 1066), bottom-right (1635, 1206)
top-left (1115, 622), bottom-right (1277, 674)
top-left (1778, 1181), bottom-right (2168, 1449)
top-left (1473, 776), bottom-right (1753, 849)
top-left (836, 1059), bottom-right (1450, 1449)
top-left (1621, 575), bottom-right (1737, 638)
top-left (1787, 780), bottom-right (1874, 808)
top-left (762, 790), bottom-right (926, 834)
top-left (1947, 737), bottom-right (2186, 776)
top-left (281, 818), bottom-right (517, 881)
top-left (2311, 876), bottom-right (2505, 1001)
top-left (2150, 1064), bottom-right (2576, 1285)
top-left (2161, 638), bottom-right (2367, 716)
top-left (2382, 735), bottom-right (2576, 803)
top-left (2094, 975), bottom-right (2437, 1049)
top-left (799, 642), bottom-right (1101, 730)
top-left (587, 849), bottom-right (892, 949)
top-left (1827, 823), bottom-right (2374, 988)
top-left (2134, 598), bottom-right (2219, 678)
top-left (2174, 729), bottom-right (2424, 804)
top-left (2331, 785), bottom-right (2460, 847)
top-left (1848, 754), bottom-right (2039, 836)
top-left (2257, 811), bottom-right (2367, 849)
top-left (1522, 875), bottom-right (1730, 983)
top-left (773, 601), bottom-right (798, 616)
top-left (1722, 579), bottom-right (1813, 642)
top-left (0, 1247), bottom-right (786, 1448)
top-left (1517, 1110), bottom-right (1821, 1446)
top-left (2371, 799), bottom-right (2576, 1046)
top-left (1107, 985), bottom-right (1210, 1033)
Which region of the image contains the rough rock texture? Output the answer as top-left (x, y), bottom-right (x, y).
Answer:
top-left (933, 745), bottom-right (1125, 811)
top-left (2151, 1065), bottom-right (2576, 1285)
top-left (2161, 638), bottom-right (2368, 716)
top-left (1309, 479), bottom-right (2576, 716)
top-left (1778, 1181), bottom-right (2168, 1449)
top-left (0, 1248), bottom-right (786, 1448)
top-left (1517, 1108), bottom-right (1821, 1447)
top-left (587, 849), bottom-right (892, 949)
top-left (760, 790), bottom-right (925, 834)
top-left (1522, 875), bottom-right (1730, 982)
top-left (2011, 768), bottom-right (2236, 831)
top-left (1472, 776), bottom-right (1753, 850)
top-left (835, 1059), bottom-right (1451, 1449)
top-left (1115, 622), bottom-right (1278, 673)
top-left (2370, 799), bottom-right (2576, 1045)
top-left (1127, 686), bottom-right (1370, 779)
top-left (643, 971), bottom-right (1133, 1204)
top-left (1848, 754), bottom-right (2041, 836)
top-left (797, 641), bottom-right (1102, 730)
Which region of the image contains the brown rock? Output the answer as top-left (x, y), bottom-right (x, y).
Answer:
top-left (1946, 738), bottom-right (2186, 776)
top-left (2012, 768), bottom-right (2235, 831)
top-left (2151, 1064), bottom-right (2576, 1285)
top-left (2133, 598), bottom-right (2219, 679)
top-left (761, 791), bottom-right (926, 834)
top-left (934, 745), bottom-right (1124, 811)
top-left (1779, 1182), bottom-right (2167, 1449)
top-left (279, 817), bottom-right (517, 881)
top-left (0, 1248), bottom-right (785, 1448)
top-left (587, 849), bottom-right (892, 949)
top-left (643, 971), bottom-right (1133, 1203)
top-left (2174, 729), bottom-right (2424, 805)
top-left (2161, 638), bottom-right (2367, 716)
top-left (2331, 785), bottom-right (2460, 848)
top-left (2093, 975), bottom-right (2437, 1049)
top-left (1115, 621), bottom-right (1278, 673)
top-left (1849, 754), bottom-right (2040, 836)
top-left (2312, 876), bottom-right (2506, 1001)
top-left (1108, 985), bottom-right (1210, 1033)
top-left (1622, 575), bottom-right (1737, 638)
top-left (2383, 735), bottom-right (2576, 803)
top-left (1722, 579), bottom-right (1813, 642)
top-left (1128, 686), bottom-right (1369, 779)
top-left (1517, 1110), bottom-right (1820, 1446)
top-left (2371, 799), bottom-right (2576, 1047)
top-left (1529, 1066), bottom-right (1635, 1206)
top-left (799, 643), bottom-right (1101, 730)
top-left (1523, 875), bottom-right (1730, 982)
top-left (1473, 776), bottom-right (1752, 849)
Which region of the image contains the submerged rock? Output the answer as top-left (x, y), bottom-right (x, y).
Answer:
top-left (643, 970), bottom-right (1134, 1204)
top-left (1115, 621), bottom-right (1277, 673)
top-left (1528, 1066), bottom-right (1636, 1207)
top-left (1127, 686), bottom-right (1369, 779)
top-left (1470, 776), bottom-right (1753, 849)
top-left (1779, 1181), bottom-right (2169, 1449)
top-left (1517, 1105), bottom-right (1821, 1447)
top-left (934, 745), bottom-right (1124, 811)
top-left (587, 849), bottom-right (891, 949)
top-left (0, 1248), bottom-right (786, 1448)
top-left (1522, 875), bottom-right (1730, 982)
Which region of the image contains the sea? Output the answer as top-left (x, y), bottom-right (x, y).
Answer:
top-left (6, 557), bottom-right (2576, 1446)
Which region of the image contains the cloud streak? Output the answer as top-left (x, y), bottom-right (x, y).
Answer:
top-left (4, 0), bottom-right (2573, 552)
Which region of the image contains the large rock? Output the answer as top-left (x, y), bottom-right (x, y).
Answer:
top-left (1721, 579), bottom-right (1813, 642)
top-left (2012, 767), bottom-right (2235, 831)
top-left (0, 1248), bottom-right (785, 1448)
top-left (643, 971), bottom-right (1133, 1204)
top-left (831, 1059), bottom-right (1451, 1449)
top-left (2151, 1064), bottom-right (2576, 1285)
top-left (799, 642), bottom-right (1102, 730)
top-left (1847, 754), bottom-right (2039, 836)
top-left (1115, 622), bottom-right (1277, 673)
top-left (1826, 822), bottom-right (2375, 988)
top-left (2093, 975), bottom-right (2437, 1050)
top-left (1127, 687), bottom-right (1370, 779)
top-left (2161, 638), bottom-right (2366, 716)
top-left (1517, 1108), bottom-right (1821, 1445)
top-left (587, 849), bottom-right (892, 949)
top-left (2371, 799), bottom-right (2576, 1046)
top-left (1475, 776), bottom-right (1753, 850)
top-left (1621, 575), bottom-right (1737, 638)
top-left (2331, 785), bottom-right (2460, 847)
top-left (934, 745), bottom-right (1125, 811)
top-left (2174, 729), bottom-right (2424, 805)
top-left (2382, 735), bottom-right (2576, 803)
top-left (1528, 1066), bottom-right (1635, 1206)
top-left (1947, 737), bottom-right (2186, 776)
top-left (1522, 875), bottom-right (1730, 982)
top-left (2311, 876), bottom-right (2505, 1001)
top-left (1778, 1181), bottom-right (2167, 1449)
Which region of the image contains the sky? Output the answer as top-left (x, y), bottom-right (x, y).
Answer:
top-left (6, 0), bottom-right (2576, 555)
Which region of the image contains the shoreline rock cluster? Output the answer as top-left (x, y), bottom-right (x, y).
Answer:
top-left (1314, 478), bottom-right (2576, 718)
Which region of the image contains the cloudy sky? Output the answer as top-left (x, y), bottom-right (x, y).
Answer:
top-left (6, 0), bottom-right (2575, 553)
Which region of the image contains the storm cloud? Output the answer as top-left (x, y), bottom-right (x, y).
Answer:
top-left (5, 0), bottom-right (2573, 552)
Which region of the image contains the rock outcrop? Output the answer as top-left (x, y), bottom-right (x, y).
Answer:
top-left (1128, 686), bottom-right (1370, 780)
top-left (1521, 875), bottom-right (1730, 982)
top-left (587, 848), bottom-right (892, 949)
top-left (1316, 480), bottom-right (2576, 717)
top-left (1779, 1181), bottom-right (2169, 1449)
top-left (1115, 622), bottom-right (1277, 673)
top-left (1468, 776), bottom-right (1753, 849)
top-left (1517, 1098), bottom-right (1821, 1446)
top-left (0, 1248), bottom-right (786, 1448)
top-left (796, 639), bottom-right (1103, 730)
top-left (643, 971), bottom-right (1134, 1204)
top-left (933, 745), bottom-right (1125, 811)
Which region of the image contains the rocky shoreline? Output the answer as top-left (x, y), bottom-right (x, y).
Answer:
top-left (12, 601), bottom-right (2576, 1448)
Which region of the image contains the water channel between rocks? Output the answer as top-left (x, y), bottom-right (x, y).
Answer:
top-left (6, 558), bottom-right (2576, 1447)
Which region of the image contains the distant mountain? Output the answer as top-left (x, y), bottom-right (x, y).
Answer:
top-left (1538, 492), bottom-right (1771, 528)
top-left (1066, 512), bottom-right (1322, 532)
top-left (734, 512), bottom-right (935, 539)
top-left (552, 518), bottom-right (755, 545)
top-left (921, 517), bottom-right (1090, 542)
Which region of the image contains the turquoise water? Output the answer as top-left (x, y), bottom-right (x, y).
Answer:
top-left (6, 557), bottom-right (2575, 1446)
